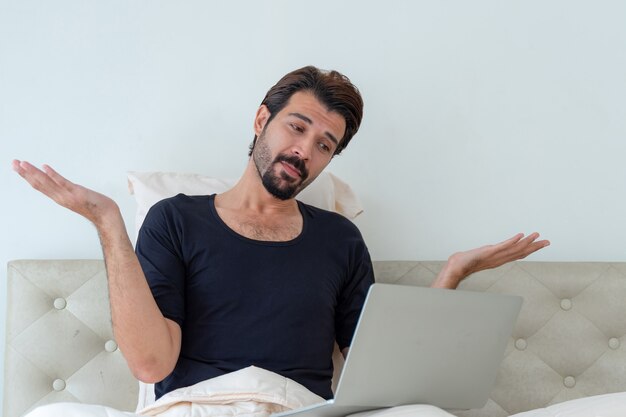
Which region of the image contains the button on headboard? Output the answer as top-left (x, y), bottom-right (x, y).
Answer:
top-left (4, 260), bottom-right (138, 417)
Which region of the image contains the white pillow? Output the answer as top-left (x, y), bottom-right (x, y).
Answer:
top-left (127, 171), bottom-right (363, 239)
top-left (127, 170), bottom-right (363, 411)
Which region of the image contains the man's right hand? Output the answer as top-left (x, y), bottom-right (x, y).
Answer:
top-left (12, 160), bottom-right (120, 227)
top-left (12, 159), bottom-right (182, 383)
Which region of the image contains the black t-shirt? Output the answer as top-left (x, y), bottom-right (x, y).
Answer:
top-left (136, 194), bottom-right (374, 400)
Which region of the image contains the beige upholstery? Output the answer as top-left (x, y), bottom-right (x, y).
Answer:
top-left (3, 260), bottom-right (138, 417)
top-left (4, 260), bottom-right (626, 417)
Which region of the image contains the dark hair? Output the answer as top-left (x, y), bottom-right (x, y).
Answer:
top-left (248, 66), bottom-right (363, 156)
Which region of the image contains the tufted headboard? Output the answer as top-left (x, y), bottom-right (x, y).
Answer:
top-left (4, 260), bottom-right (626, 417)
top-left (3, 260), bottom-right (138, 417)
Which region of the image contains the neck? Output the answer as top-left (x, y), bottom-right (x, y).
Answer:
top-left (215, 158), bottom-right (299, 215)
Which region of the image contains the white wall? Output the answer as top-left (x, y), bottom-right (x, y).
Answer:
top-left (1, 0), bottom-right (625, 409)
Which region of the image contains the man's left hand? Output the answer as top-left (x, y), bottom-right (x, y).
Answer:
top-left (432, 232), bottom-right (550, 289)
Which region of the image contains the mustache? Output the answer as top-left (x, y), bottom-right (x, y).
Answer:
top-left (276, 154), bottom-right (308, 179)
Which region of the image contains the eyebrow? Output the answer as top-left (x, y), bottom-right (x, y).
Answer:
top-left (288, 112), bottom-right (339, 146)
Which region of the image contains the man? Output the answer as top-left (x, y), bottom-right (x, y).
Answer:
top-left (13, 66), bottom-right (549, 412)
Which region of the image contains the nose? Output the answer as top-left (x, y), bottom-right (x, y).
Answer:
top-left (291, 136), bottom-right (314, 161)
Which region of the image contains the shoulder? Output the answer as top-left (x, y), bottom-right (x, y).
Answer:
top-left (150, 193), bottom-right (211, 212)
top-left (144, 194), bottom-right (212, 226)
top-left (298, 200), bottom-right (364, 240)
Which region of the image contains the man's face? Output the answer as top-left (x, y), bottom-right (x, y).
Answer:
top-left (252, 91), bottom-right (346, 200)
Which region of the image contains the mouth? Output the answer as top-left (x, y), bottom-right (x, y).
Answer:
top-left (279, 160), bottom-right (304, 179)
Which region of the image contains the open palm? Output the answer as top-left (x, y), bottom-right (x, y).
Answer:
top-left (12, 160), bottom-right (119, 226)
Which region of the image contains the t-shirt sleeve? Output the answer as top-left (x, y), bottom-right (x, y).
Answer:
top-left (334, 239), bottom-right (375, 350)
top-left (135, 199), bottom-right (186, 327)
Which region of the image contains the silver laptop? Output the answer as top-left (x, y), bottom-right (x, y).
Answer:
top-left (271, 283), bottom-right (522, 417)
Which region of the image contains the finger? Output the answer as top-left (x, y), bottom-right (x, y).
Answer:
top-left (42, 164), bottom-right (73, 189)
top-left (14, 160), bottom-right (45, 183)
top-left (14, 160), bottom-right (64, 198)
top-left (494, 234), bottom-right (549, 261)
top-left (524, 239), bottom-right (551, 255)
top-left (507, 234), bottom-right (538, 253)
top-left (500, 233), bottom-right (525, 246)
top-left (504, 238), bottom-right (550, 262)
top-left (503, 233), bottom-right (542, 253)
top-left (489, 233), bottom-right (525, 252)
top-left (11, 159), bottom-right (24, 174)
top-left (519, 232), bottom-right (541, 244)
top-left (12, 159), bottom-right (32, 177)
top-left (472, 233), bottom-right (526, 258)
top-left (518, 234), bottom-right (549, 254)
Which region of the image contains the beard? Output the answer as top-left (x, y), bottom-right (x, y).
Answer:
top-left (252, 129), bottom-right (311, 200)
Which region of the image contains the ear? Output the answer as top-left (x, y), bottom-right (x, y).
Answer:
top-left (254, 105), bottom-right (271, 136)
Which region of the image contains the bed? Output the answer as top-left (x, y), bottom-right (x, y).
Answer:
top-left (4, 259), bottom-right (626, 417)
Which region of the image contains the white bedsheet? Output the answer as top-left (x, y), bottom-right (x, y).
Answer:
top-left (509, 392), bottom-right (626, 417)
top-left (27, 367), bottom-right (322, 417)
top-left (24, 366), bottom-right (453, 417)
top-left (138, 366), bottom-right (323, 416)
top-left (25, 366), bottom-right (626, 417)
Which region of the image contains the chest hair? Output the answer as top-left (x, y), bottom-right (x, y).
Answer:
top-left (217, 211), bottom-right (303, 242)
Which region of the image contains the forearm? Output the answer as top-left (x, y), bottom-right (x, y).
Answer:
top-left (97, 209), bottom-right (180, 382)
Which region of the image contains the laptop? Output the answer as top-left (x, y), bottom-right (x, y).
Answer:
top-left (271, 283), bottom-right (522, 417)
